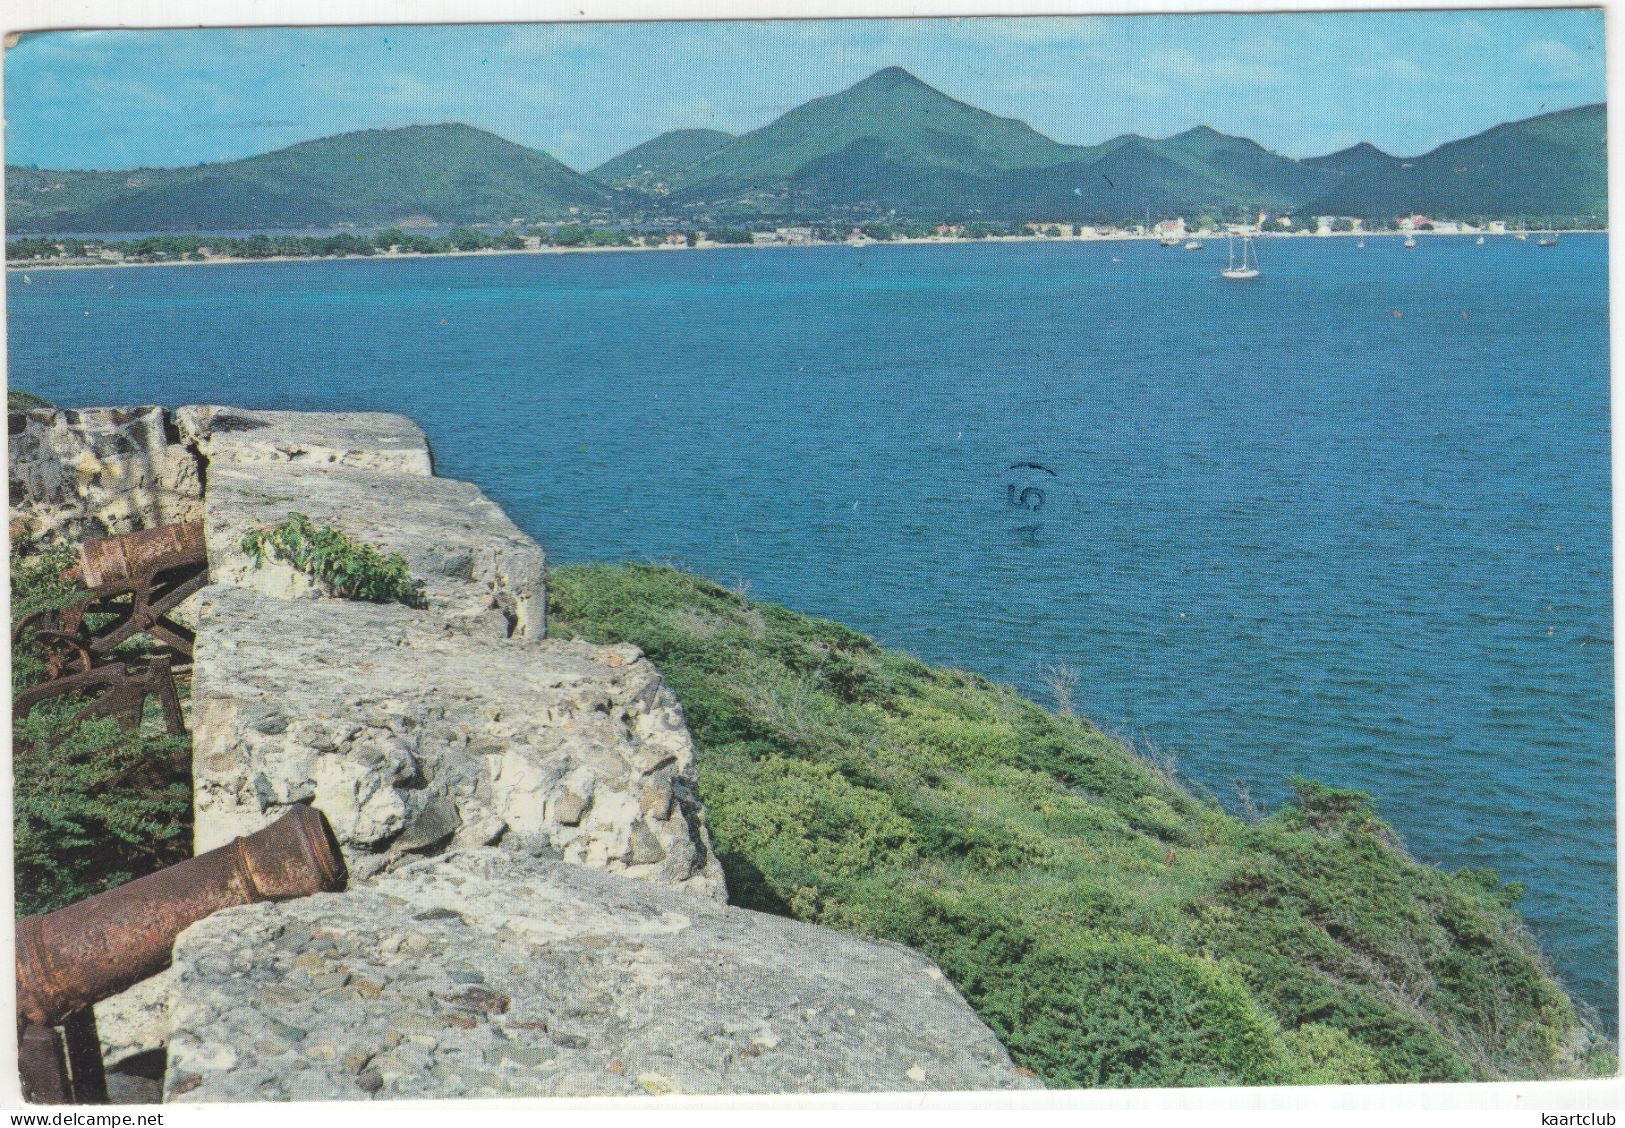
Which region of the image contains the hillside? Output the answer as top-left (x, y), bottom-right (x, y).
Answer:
top-left (1303, 140), bottom-right (1402, 181)
top-left (4, 79), bottom-right (1606, 231)
top-left (660, 66), bottom-right (1086, 213)
top-left (1304, 103), bottom-right (1606, 222)
top-left (591, 128), bottom-right (736, 191)
top-left (5, 124), bottom-right (615, 232)
top-left (605, 69), bottom-right (1603, 224)
top-left (1156, 126), bottom-right (1337, 209)
top-left (548, 562), bottom-right (1613, 1089)
top-left (998, 138), bottom-right (1306, 223)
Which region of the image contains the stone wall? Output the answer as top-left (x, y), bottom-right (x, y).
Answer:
top-left (17, 404), bottom-right (1031, 1098)
top-left (201, 463), bottom-right (544, 639)
top-left (173, 405), bottom-right (435, 476)
top-left (172, 407), bottom-right (723, 898)
top-left (164, 850), bottom-right (1041, 1100)
top-left (190, 586), bottom-right (724, 896)
top-left (8, 406), bottom-right (201, 543)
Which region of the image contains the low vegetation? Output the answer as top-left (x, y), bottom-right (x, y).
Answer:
top-left (549, 562), bottom-right (1613, 1088)
top-left (10, 541), bottom-right (191, 917)
top-left (241, 513), bottom-right (425, 607)
top-left (7, 388), bottom-right (54, 410)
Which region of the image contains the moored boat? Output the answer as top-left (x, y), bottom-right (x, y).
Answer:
top-left (1220, 233), bottom-right (1259, 280)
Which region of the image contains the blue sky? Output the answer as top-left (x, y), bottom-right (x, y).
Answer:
top-left (2, 10), bottom-right (1606, 172)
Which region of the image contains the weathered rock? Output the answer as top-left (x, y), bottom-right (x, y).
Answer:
top-left (173, 405), bottom-right (433, 476)
top-left (202, 462), bottom-right (544, 638)
top-left (8, 406), bottom-right (201, 543)
top-left (93, 967), bottom-right (175, 1071)
top-left (189, 586), bottom-right (724, 899)
top-left (164, 850), bottom-right (1040, 1100)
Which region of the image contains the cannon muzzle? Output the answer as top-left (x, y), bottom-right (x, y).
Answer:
top-left (16, 805), bottom-right (345, 1028)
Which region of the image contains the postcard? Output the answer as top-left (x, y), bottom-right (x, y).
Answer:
top-left (3, 4), bottom-right (1616, 1112)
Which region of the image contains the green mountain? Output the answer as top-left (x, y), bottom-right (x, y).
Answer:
top-left (6, 124), bottom-right (614, 232)
top-left (652, 68), bottom-right (1367, 222)
top-left (1303, 140), bottom-right (1401, 181)
top-left (590, 128), bottom-right (735, 192)
top-left (4, 76), bottom-right (1607, 232)
top-left (1303, 104), bottom-right (1606, 222)
top-left (1157, 126), bottom-right (1337, 209)
top-left (661, 66), bottom-right (1085, 213)
top-left (550, 563), bottom-right (1612, 1088)
top-left (1000, 133), bottom-right (1330, 223)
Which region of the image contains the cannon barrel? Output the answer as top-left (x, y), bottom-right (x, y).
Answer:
top-left (16, 805), bottom-right (345, 1028)
top-left (78, 520), bottom-right (205, 589)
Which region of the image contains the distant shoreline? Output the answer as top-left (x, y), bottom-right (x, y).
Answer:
top-left (6, 227), bottom-right (1604, 273)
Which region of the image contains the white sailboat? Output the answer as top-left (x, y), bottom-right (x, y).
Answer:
top-left (1538, 229), bottom-right (1559, 247)
top-left (1403, 232), bottom-right (1417, 249)
top-left (1183, 238), bottom-right (1204, 250)
top-left (1476, 235), bottom-right (1486, 245)
top-left (1221, 233), bottom-right (1259, 280)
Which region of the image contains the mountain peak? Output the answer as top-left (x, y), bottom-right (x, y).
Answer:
top-left (1166, 124), bottom-right (1268, 154)
top-left (869, 65), bottom-right (921, 82)
top-left (851, 65), bottom-right (934, 94)
top-left (591, 127), bottom-right (737, 183)
top-left (1335, 140), bottom-right (1394, 159)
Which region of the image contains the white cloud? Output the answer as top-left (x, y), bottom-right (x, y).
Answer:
top-left (1147, 47), bottom-right (1286, 86)
top-left (1347, 57), bottom-right (1432, 84)
top-left (1101, 72), bottom-right (1172, 102)
top-left (1379, 57), bottom-right (1430, 82)
top-left (1526, 38), bottom-right (1586, 82)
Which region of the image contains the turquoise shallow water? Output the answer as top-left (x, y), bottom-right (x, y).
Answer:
top-left (8, 236), bottom-right (1616, 1029)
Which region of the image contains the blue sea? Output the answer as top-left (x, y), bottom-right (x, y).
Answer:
top-left (8, 236), bottom-right (1616, 1030)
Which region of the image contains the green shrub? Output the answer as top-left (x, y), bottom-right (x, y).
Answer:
top-left (547, 562), bottom-right (1608, 1088)
top-left (871, 890), bottom-right (1286, 1087)
top-left (11, 541), bottom-right (82, 694)
top-left (704, 755), bottom-right (917, 901)
top-left (8, 389), bottom-right (54, 411)
top-left (13, 697), bottom-right (191, 917)
top-left (241, 513), bottom-right (425, 607)
top-left (1279, 1023), bottom-right (1386, 1085)
top-left (10, 541), bottom-right (78, 619)
top-left (11, 540), bottom-right (191, 917)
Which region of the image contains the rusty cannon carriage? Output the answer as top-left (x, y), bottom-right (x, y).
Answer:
top-left (15, 806), bottom-right (347, 1104)
top-left (11, 518), bottom-right (277, 1103)
top-left (12, 519), bottom-right (207, 734)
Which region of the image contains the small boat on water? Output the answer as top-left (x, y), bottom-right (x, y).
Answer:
top-left (1538, 232), bottom-right (1559, 247)
top-left (1403, 233), bottom-right (1418, 249)
top-left (1221, 233), bottom-right (1259, 280)
top-left (1476, 235), bottom-right (1486, 245)
top-left (1160, 235), bottom-right (1182, 247)
top-left (1356, 239), bottom-right (1366, 249)
top-left (1183, 239), bottom-right (1204, 250)
top-left (1515, 231), bottom-right (1529, 241)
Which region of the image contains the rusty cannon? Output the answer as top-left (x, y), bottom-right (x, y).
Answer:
top-left (12, 519), bottom-right (209, 676)
top-left (16, 805), bottom-right (347, 1104)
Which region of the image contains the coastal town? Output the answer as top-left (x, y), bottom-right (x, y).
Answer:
top-left (3, 212), bottom-right (1585, 270)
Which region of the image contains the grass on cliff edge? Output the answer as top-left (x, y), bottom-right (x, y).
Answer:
top-left (549, 562), bottom-right (1613, 1089)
